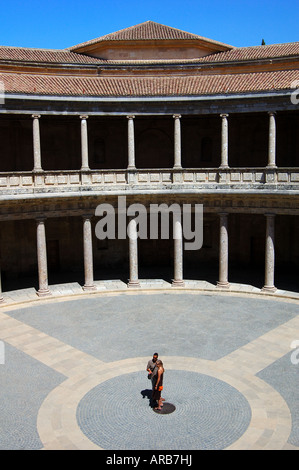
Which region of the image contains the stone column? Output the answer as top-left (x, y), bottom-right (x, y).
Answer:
top-left (262, 213), bottom-right (276, 292)
top-left (217, 212), bottom-right (230, 288)
top-left (127, 218), bottom-right (140, 287)
top-left (220, 114), bottom-right (229, 168)
top-left (172, 217), bottom-right (185, 287)
top-left (267, 112), bottom-right (277, 168)
top-left (173, 114), bottom-right (182, 168)
top-left (82, 215), bottom-right (96, 291)
top-left (36, 218), bottom-right (51, 296)
top-left (0, 268), bottom-right (4, 303)
top-left (32, 114), bottom-right (43, 172)
top-left (127, 115), bottom-right (136, 170)
top-left (80, 115), bottom-right (90, 171)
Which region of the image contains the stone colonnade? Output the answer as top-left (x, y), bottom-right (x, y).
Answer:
top-left (0, 210), bottom-right (277, 299)
top-left (29, 111), bottom-right (277, 172)
top-left (216, 212), bottom-right (276, 292)
top-left (0, 110), bottom-right (280, 299)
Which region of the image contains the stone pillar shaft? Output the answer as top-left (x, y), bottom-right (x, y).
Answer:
top-left (263, 214), bottom-right (276, 292)
top-left (80, 115), bottom-right (90, 170)
top-left (32, 114), bottom-right (42, 172)
top-left (128, 218), bottom-right (140, 287)
top-left (0, 268), bottom-right (4, 303)
top-left (217, 212), bottom-right (230, 288)
top-left (83, 216), bottom-right (96, 290)
top-left (127, 115), bottom-right (136, 169)
top-left (267, 112), bottom-right (277, 168)
top-left (36, 218), bottom-right (50, 296)
top-left (173, 114), bottom-right (182, 168)
top-left (172, 217), bottom-right (184, 286)
top-left (220, 114), bottom-right (229, 168)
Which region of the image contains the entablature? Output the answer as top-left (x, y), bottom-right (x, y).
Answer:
top-left (1, 171), bottom-right (299, 221)
top-left (0, 90), bottom-right (296, 116)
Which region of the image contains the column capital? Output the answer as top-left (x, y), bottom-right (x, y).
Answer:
top-left (32, 114), bottom-right (41, 119)
top-left (82, 213), bottom-right (94, 220)
top-left (264, 212), bottom-right (276, 218)
top-left (80, 115), bottom-right (89, 120)
top-left (36, 216), bottom-right (46, 223)
top-left (218, 211), bottom-right (229, 217)
top-left (220, 113), bottom-right (229, 118)
top-left (173, 114), bottom-right (181, 119)
top-left (268, 111), bottom-right (276, 116)
top-left (126, 115), bottom-right (135, 120)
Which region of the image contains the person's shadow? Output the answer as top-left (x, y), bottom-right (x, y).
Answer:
top-left (141, 388), bottom-right (156, 408)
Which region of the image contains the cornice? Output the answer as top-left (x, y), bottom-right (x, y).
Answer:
top-left (0, 54), bottom-right (298, 78)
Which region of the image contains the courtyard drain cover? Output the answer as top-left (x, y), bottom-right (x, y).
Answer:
top-left (153, 402), bottom-right (176, 414)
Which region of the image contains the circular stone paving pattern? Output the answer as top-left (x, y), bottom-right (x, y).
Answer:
top-left (76, 370), bottom-right (252, 450)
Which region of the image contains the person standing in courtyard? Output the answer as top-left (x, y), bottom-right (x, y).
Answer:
top-left (146, 352), bottom-right (158, 391)
top-left (153, 360), bottom-right (164, 410)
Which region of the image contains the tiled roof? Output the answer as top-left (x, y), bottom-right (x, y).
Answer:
top-left (1, 42), bottom-right (298, 66)
top-left (201, 42), bottom-right (299, 62)
top-left (0, 46), bottom-right (101, 64)
top-left (0, 22), bottom-right (297, 67)
top-left (69, 21), bottom-right (232, 51)
top-left (1, 69), bottom-right (298, 97)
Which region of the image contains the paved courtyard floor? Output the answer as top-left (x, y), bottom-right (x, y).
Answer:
top-left (0, 279), bottom-right (299, 450)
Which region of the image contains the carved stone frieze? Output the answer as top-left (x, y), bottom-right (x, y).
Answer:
top-left (1, 191), bottom-right (299, 221)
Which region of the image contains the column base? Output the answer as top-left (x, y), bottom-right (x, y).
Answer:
top-left (0, 296), bottom-right (5, 304)
top-left (80, 167), bottom-right (90, 172)
top-left (261, 285), bottom-right (277, 293)
top-left (171, 279), bottom-right (185, 287)
top-left (37, 288), bottom-right (51, 297)
top-left (216, 281), bottom-right (230, 289)
top-left (83, 284), bottom-right (97, 292)
top-left (127, 280), bottom-right (141, 288)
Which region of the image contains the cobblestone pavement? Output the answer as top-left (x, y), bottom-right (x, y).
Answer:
top-left (0, 279), bottom-right (299, 450)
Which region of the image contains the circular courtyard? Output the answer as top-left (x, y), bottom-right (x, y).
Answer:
top-left (0, 287), bottom-right (298, 450)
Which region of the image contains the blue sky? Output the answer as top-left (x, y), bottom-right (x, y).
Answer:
top-left (0, 0), bottom-right (298, 49)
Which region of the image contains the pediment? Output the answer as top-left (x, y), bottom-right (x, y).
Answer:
top-left (69, 21), bottom-right (233, 61)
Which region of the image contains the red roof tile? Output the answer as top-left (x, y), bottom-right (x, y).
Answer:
top-left (1, 69), bottom-right (298, 97)
top-left (0, 46), bottom-right (101, 64)
top-left (0, 42), bottom-right (298, 66)
top-left (69, 21), bottom-right (232, 51)
top-left (202, 42), bottom-right (299, 62)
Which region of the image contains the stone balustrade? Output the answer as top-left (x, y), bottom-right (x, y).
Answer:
top-left (0, 167), bottom-right (299, 195)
